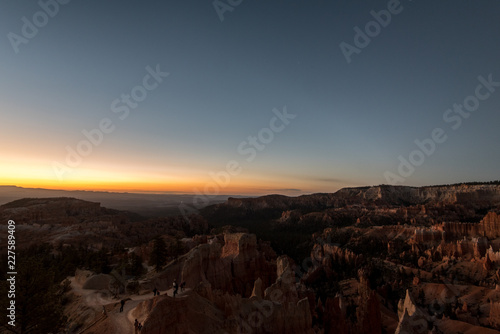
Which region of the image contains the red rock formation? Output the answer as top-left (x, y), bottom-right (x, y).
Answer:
top-left (357, 286), bottom-right (383, 334)
top-left (434, 236), bottom-right (490, 260)
top-left (442, 222), bottom-right (479, 240)
top-left (486, 247), bottom-right (500, 264)
top-left (395, 290), bottom-right (429, 334)
top-left (278, 209), bottom-right (301, 223)
top-left (442, 212), bottom-right (500, 241)
top-left (479, 212), bottom-right (500, 239)
top-left (137, 250), bottom-right (314, 334)
top-left (489, 301), bottom-right (500, 329)
top-left (135, 293), bottom-right (228, 334)
top-left (311, 242), bottom-right (363, 269)
top-left (150, 233), bottom-right (276, 297)
top-left (413, 228), bottom-right (445, 244)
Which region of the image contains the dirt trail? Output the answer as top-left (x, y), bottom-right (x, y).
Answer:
top-left (70, 278), bottom-right (190, 333)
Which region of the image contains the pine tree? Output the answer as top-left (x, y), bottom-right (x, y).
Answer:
top-left (0, 246), bottom-right (66, 333)
top-left (149, 236), bottom-right (168, 272)
top-left (127, 253), bottom-right (145, 277)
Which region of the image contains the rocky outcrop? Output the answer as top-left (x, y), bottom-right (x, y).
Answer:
top-left (311, 241), bottom-right (363, 269)
top-left (442, 212), bottom-right (500, 240)
top-left (74, 269), bottom-right (116, 291)
top-left (207, 184), bottom-right (500, 225)
top-left (150, 233), bottom-right (276, 297)
top-left (221, 233), bottom-right (276, 296)
top-left (264, 256), bottom-right (299, 305)
top-left (479, 212), bottom-right (500, 239)
top-left (395, 309), bottom-right (428, 334)
top-left (413, 228), bottom-right (445, 244)
top-left (395, 290), bottom-right (429, 334)
top-left (357, 285), bottom-right (383, 334)
top-left (486, 246), bottom-right (500, 263)
top-left (490, 301), bottom-right (500, 329)
top-left (335, 184), bottom-right (500, 207)
top-left (138, 288), bottom-right (314, 334)
top-left (0, 197), bottom-right (102, 225)
top-left (82, 274), bottom-right (113, 290)
top-left (442, 222), bottom-right (480, 239)
top-left (137, 251), bottom-right (314, 334)
top-left (323, 296), bottom-right (349, 334)
top-left (278, 209), bottom-right (302, 223)
top-left (136, 292), bottom-right (227, 334)
top-left (435, 237), bottom-right (489, 259)
top-left (75, 269), bottom-right (94, 286)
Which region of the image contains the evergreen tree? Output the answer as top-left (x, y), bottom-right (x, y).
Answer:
top-left (0, 246), bottom-right (66, 333)
top-left (149, 236), bottom-right (167, 272)
top-left (170, 238), bottom-right (184, 260)
top-left (127, 253), bottom-right (145, 277)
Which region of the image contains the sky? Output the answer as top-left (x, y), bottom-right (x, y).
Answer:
top-left (0, 0), bottom-right (499, 196)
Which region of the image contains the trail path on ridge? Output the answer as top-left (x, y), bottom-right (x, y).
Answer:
top-left (70, 278), bottom-right (190, 334)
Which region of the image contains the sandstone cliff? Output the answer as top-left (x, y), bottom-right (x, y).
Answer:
top-left (149, 233), bottom-right (277, 297)
top-left (136, 238), bottom-right (314, 334)
top-left (442, 211), bottom-right (500, 239)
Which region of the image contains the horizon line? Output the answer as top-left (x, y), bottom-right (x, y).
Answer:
top-left (2, 180), bottom-right (499, 198)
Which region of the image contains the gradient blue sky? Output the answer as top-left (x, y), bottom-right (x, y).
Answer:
top-left (1, 0), bottom-right (499, 195)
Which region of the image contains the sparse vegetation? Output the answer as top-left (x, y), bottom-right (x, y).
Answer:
top-left (149, 236), bottom-right (168, 272)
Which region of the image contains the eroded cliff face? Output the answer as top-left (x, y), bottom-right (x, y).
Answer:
top-left (297, 207), bottom-right (500, 333)
top-left (442, 211), bottom-right (500, 239)
top-left (334, 184), bottom-right (500, 209)
top-left (219, 185), bottom-right (500, 212)
top-left (308, 242), bottom-right (363, 278)
top-left (394, 290), bottom-right (429, 334)
top-left (28, 183), bottom-right (500, 333)
top-left (148, 233), bottom-right (277, 298)
top-left (413, 228), bottom-right (446, 244)
top-left (136, 240), bottom-right (315, 334)
top-left (479, 212), bottom-right (500, 238)
top-left (205, 185), bottom-right (500, 237)
top-left (136, 285), bottom-right (314, 334)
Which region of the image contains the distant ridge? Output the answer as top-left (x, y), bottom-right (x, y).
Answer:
top-left (0, 186), bottom-right (233, 217)
top-left (421, 180), bottom-right (500, 187)
top-left (207, 182), bottom-right (500, 219)
top-left (2, 182), bottom-right (499, 217)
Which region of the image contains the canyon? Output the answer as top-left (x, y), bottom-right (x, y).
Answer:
top-left (2, 182), bottom-right (500, 333)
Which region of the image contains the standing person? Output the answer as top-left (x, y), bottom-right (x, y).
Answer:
top-left (134, 319), bottom-right (139, 334)
top-left (120, 299), bottom-right (125, 312)
top-left (153, 287), bottom-right (157, 296)
top-left (180, 281), bottom-right (186, 292)
top-left (173, 279), bottom-right (178, 297)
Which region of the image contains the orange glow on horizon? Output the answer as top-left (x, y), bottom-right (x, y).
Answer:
top-left (1, 170), bottom-right (307, 195)
top-left (1, 180), bottom-right (300, 196)
top-left (0, 160), bottom-right (336, 196)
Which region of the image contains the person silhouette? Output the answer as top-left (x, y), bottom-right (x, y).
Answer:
top-left (134, 319), bottom-right (139, 333)
top-left (173, 279), bottom-right (178, 297)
